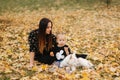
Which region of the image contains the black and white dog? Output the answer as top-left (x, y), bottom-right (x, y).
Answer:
top-left (59, 53), bottom-right (94, 72)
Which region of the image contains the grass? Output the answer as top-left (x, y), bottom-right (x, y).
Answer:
top-left (0, 0), bottom-right (119, 13)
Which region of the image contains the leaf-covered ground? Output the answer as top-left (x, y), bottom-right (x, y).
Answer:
top-left (0, 6), bottom-right (120, 80)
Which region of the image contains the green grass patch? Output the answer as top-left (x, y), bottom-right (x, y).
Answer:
top-left (0, 0), bottom-right (119, 13)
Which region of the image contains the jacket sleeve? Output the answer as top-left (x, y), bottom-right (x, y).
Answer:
top-left (28, 31), bottom-right (37, 52)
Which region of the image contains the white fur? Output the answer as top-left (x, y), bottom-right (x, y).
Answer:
top-left (60, 53), bottom-right (94, 72)
top-left (60, 53), bottom-right (78, 71)
top-left (59, 54), bottom-right (71, 67)
top-left (77, 57), bottom-right (94, 69)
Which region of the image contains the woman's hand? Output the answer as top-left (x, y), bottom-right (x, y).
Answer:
top-left (29, 63), bottom-right (34, 68)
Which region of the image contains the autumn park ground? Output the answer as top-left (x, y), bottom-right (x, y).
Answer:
top-left (0, 0), bottom-right (120, 80)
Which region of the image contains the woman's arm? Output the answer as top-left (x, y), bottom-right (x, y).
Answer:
top-left (28, 30), bottom-right (38, 67)
top-left (29, 52), bottom-right (35, 67)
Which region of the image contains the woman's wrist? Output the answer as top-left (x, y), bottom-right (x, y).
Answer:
top-left (30, 63), bottom-right (34, 67)
top-left (29, 52), bottom-right (35, 67)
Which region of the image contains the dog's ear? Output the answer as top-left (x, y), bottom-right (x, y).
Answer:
top-left (70, 54), bottom-right (72, 59)
top-left (70, 53), bottom-right (76, 59)
top-left (72, 53), bottom-right (76, 57)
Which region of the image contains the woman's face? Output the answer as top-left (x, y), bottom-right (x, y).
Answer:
top-left (46, 22), bottom-right (52, 34)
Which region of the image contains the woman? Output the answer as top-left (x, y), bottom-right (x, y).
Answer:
top-left (28, 18), bottom-right (56, 67)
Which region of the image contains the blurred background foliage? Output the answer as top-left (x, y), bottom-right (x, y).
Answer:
top-left (0, 0), bottom-right (119, 13)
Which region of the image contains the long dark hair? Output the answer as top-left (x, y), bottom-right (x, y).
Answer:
top-left (38, 18), bottom-right (53, 53)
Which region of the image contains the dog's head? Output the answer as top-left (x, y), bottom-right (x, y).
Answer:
top-left (67, 53), bottom-right (78, 66)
